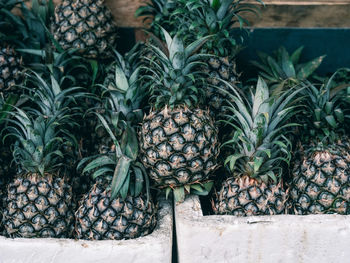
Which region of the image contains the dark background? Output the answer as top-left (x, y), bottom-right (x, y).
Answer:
top-left (118, 28), bottom-right (350, 80)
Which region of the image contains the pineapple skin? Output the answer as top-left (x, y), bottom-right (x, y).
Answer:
top-left (3, 173), bottom-right (74, 238)
top-left (290, 139), bottom-right (350, 215)
top-left (139, 106), bottom-right (220, 187)
top-left (75, 182), bottom-right (157, 240)
top-left (205, 56), bottom-right (240, 116)
top-left (52, 0), bottom-right (117, 59)
top-left (0, 45), bottom-right (22, 93)
top-left (215, 176), bottom-right (289, 216)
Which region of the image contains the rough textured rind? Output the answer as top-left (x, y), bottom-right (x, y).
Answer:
top-left (52, 0), bottom-right (117, 59)
top-left (0, 45), bottom-right (22, 92)
top-left (140, 106), bottom-right (220, 187)
top-left (291, 139), bottom-right (350, 214)
top-left (3, 174), bottom-right (74, 238)
top-left (215, 176), bottom-right (289, 216)
top-left (75, 182), bottom-right (157, 240)
top-left (204, 56), bottom-right (240, 116)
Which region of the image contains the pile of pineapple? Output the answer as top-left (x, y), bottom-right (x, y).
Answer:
top-left (0, 0), bottom-right (349, 243)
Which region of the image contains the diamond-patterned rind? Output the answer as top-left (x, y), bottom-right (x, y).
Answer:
top-left (205, 56), bottom-right (240, 116)
top-left (215, 176), bottom-right (289, 216)
top-left (291, 141), bottom-right (350, 215)
top-left (3, 174), bottom-right (74, 238)
top-left (75, 182), bottom-right (157, 240)
top-left (52, 0), bottom-right (117, 59)
top-left (140, 106), bottom-right (220, 187)
top-left (0, 46), bottom-right (22, 92)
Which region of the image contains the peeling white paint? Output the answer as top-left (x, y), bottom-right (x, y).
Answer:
top-left (175, 195), bottom-right (350, 263)
top-left (0, 199), bottom-right (173, 263)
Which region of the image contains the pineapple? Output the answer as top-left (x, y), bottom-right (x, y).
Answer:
top-left (1, 58), bottom-right (82, 238)
top-left (251, 46), bottom-right (325, 95)
top-left (52, 0), bottom-right (117, 59)
top-left (139, 29), bottom-right (220, 202)
top-left (2, 111), bottom-right (74, 238)
top-left (75, 56), bottom-right (156, 240)
top-left (1, 50), bottom-right (82, 238)
top-left (75, 124), bottom-right (157, 240)
top-left (176, 0), bottom-right (262, 116)
top-left (215, 77), bottom-right (300, 216)
top-left (290, 69), bottom-right (350, 215)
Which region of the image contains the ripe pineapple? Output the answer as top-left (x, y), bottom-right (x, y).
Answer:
top-left (139, 29), bottom-right (220, 202)
top-left (176, 0), bottom-right (262, 116)
top-left (1, 61), bottom-right (87, 238)
top-left (3, 111), bottom-right (74, 238)
top-left (52, 0), bottom-right (117, 59)
top-left (75, 58), bottom-right (156, 240)
top-left (290, 69), bottom-right (350, 215)
top-left (215, 77), bottom-right (300, 216)
top-left (251, 46), bottom-right (325, 96)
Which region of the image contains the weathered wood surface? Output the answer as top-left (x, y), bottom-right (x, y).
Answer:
top-left (23, 0), bottom-right (350, 28)
top-left (105, 0), bottom-right (350, 28)
top-left (256, 0), bottom-right (350, 3)
top-left (248, 4), bottom-right (350, 27)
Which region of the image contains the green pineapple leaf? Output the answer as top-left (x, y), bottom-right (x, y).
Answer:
top-left (133, 166), bottom-right (144, 197)
top-left (202, 181), bottom-right (214, 192)
top-left (252, 46), bottom-right (325, 95)
top-left (110, 155), bottom-right (132, 199)
top-left (296, 55), bottom-right (326, 80)
top-left (165, 187), bottom-right (172, 200)
top-left (173, 186), bottom-right (185, 203)
top-left (114, 65), bottom-right (129, 92)
top-left (82, 155), bottom-right (115, 174)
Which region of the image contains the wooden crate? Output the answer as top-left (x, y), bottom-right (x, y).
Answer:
top-left (25, 0), bottom-right (350, 28)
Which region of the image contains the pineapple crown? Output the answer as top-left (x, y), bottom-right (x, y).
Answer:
top-left (135, 0), bottom-right (178, 39)
top-left (222, 77), bottom-right (301, 183)
top-left (78, 47), bottom-right (151, 200)
top-left (251, 46), bottom-right (325, 95)
top-left (4, 109), bottom-right (67, 176)
top-left (20, 47), bottom-right (101, 90)
top-left (22, 70), bottom-right (86, 127)
top-left (298, 68), bottom-right (350, 145)
top-left (0, 0), bottom-right (54, 51)
top-left (144, 28), bottom-right (211, 110)
top-left (102, 44), bottom-right (147, 123)
top-left (18, 67), bottom-right (92, 157)
top-left (77, 114), bottom-right (149, 200)
top-left (174, 0), bottom-right (263, 57)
